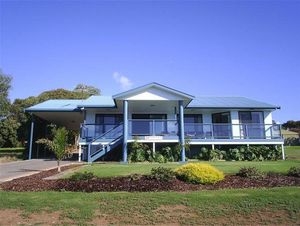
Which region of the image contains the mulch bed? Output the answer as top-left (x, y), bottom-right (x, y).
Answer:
top-left (1, 166), bottom-right (299, 192)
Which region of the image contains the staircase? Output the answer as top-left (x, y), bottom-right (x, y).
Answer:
top-left (87, 123), bottom-right (123, 163)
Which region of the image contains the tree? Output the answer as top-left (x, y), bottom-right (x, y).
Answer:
top-left (0, 117), bottom-right (20, 147)
top-left (0, 69), bottom-right (12, 117)
top-left (282, 120), bottom-right (300, 134)
top-left (73, 84), bottom-right (100, 96)
top-left (36, 127), bottom-right (70, 172)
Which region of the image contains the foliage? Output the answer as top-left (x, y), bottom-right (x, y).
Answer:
top-left (148, 167), bottom-right (175, 181)
top-left (236, 167), bottom-right (265, 179)
top-left (175, 163), bottom-right (224, 184)
top-left (128, 139), bottom-right (151, 162)
top-left (73, 84), bottom-right (100, 96)
top-left (10, 84), bottom-right (99, 146)
top-left (154, 153), bottom-right (166, 163)
top-left (287, 166), bottom-right (300, 177)
top-left (198, 146), bottom-right (282, 161)
top-left (36, 127), bottom-right (70, 172)
top-left (0, 70), bottom-right (12, 117)
top-left (0, 117), bottom-right (20, 148)
top-left (285, 137), bottom-right (300, 146)
top-left (69, 171), bottom-right (95, 181)
top-left (282, 120), bottom-right (300, 134)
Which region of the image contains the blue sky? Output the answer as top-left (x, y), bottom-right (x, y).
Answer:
top-left (0, 1), bottom-right (299, 122)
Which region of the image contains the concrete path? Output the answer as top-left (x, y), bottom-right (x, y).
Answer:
top-left (0, 159), bottom-right (75, 183)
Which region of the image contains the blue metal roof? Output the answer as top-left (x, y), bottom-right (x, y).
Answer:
top-left (25, 99), bottom-right (84, 112)
top-left (77, 96), bottom-right (115, 108)
top-left (187, 97), bottom-right (279, 109)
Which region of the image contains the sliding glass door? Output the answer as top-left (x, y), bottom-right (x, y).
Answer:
top-left (239, 111), bottom-right (265, 138)
top-left (131, 114), bottom-right (167, 135)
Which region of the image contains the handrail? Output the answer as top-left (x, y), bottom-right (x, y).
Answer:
top-left (89, 123), bottom-right (123, 143)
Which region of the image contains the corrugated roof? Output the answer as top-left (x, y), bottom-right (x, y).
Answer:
top-left (25, 99), bottom-right (84, 112)
top-left (187, 97), bottom-right (279, 109)
top-left (77, 96), bottom-right (115, 108)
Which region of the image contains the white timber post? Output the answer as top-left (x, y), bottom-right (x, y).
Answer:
top-left (78, 144), bottom-right (82, 162)
top-left (281, 144), bottom-right (285, 160)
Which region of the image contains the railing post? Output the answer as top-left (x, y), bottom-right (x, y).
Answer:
top-left (152, 120), bottom-right (155, 136)
top-left (123, 100), bottom-right (128, 163)
top-left (211, 124), bottom-right (214, 139)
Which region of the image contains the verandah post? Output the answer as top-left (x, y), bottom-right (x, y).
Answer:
top-left (28, 115), bottom-right (35, 160)
top-left (123, 100), bottom-right (128, 163)
top-left (179, 100), bottom-right (185, 162)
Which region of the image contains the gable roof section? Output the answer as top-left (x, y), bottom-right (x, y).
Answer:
top-left (112, 82), bottom-right (195, 100)
top-left (187, 97), bottom-right (280, 109)
top-left (25, 99), bottom-right (84, 112)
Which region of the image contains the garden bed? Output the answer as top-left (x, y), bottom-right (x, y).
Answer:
top-left (1, 166), bottom-right (299, 192)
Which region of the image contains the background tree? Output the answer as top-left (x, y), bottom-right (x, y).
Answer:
top-left (0, 117), bottom-right (20, 147)
top-left (73, 84), bottom-right (100, 97)
top-left (0, 69), bottom-right (12, 117)
top-left (36, 127), bottom-right (70, 172)
top-left (282, 120), bottom-right (300, 134)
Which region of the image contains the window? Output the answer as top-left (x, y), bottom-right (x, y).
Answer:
top-left (131, 114), bottom-right (167, 135)
top-left (95, 114), bottom-right (123, 135)
top-left (239, 111), bottom-right (263, 124)
top-left (212, 112), bottom-right (232, 138)
top-left (184, 114), bottom-right (203, 123)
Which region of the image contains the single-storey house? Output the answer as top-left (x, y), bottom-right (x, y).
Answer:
top-left (25, 82), bottom-right (284, 162)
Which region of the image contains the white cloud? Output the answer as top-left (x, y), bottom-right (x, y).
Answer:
top-left (112, 72), bottom-right (133, 90)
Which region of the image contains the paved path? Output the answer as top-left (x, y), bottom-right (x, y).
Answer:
top-left (0, 159), bottom-right (75, 183)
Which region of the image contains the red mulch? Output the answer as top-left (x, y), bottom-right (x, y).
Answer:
top-left (1, 166), bottom-right (299, 192)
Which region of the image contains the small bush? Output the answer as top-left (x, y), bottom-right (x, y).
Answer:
top-left (287, 167), bottom-right (300, 177)
top-left (175, 163), bottom-right (224, 184)
top-left (154, 153), bottom-right (166, 163)
top-left (149, 167), bottom-right (175, 181)
top-left (69, 171), bottom-right (95, 181)
top-left (236, 167), bottom-right (264, 179)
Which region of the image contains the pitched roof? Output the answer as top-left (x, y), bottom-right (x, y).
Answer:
top-left (25, 99), bottom-right (84, 112)
top-left (77, 96), bottom-right (115, 108)
top-left (187, 97), bottom-right (279, 109)
top-left (112, 82), bottom-right (195, 99)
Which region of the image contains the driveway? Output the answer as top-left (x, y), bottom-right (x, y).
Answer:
top-left (0, 159), bottom-right (75, 183)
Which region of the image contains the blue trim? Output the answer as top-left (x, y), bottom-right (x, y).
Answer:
top-left (122, 100), bottom-right (128, 163)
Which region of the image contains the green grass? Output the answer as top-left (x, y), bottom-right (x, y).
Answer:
top-left (285, 146), bottom-right (300, 159)
top-left (0, 187), bottom-right (299, 225)
top-left (66, 160), bottom-right (300, 178)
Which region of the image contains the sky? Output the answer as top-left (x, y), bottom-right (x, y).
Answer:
top-left (0, 0), bottom-right (299, 122)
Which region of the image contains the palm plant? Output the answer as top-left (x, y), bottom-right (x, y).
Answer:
top-left (36, 127), bottom-right (70, 172)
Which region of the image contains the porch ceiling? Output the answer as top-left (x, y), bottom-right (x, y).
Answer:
top-left (33, 112), bottom-right (83, 131)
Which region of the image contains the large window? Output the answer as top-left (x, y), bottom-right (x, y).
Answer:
top-left (212, 112), bottom-right (232, 138)
top-left (239, 111), bottom-right (265, 138)
top-left (95, 114), bottom-right (123, 135)
top-left (131, 114), bottom-right (167, 135)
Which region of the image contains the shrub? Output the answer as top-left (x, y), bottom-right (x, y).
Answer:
top-left (287, 167), bottom-right (300, 177)
top-left (128, 139), bottom-right (151, 162)
top-left (175, 163), bottom-right (224, 184)
top-left (149, 167), bottom-right (175, 181)
top-left (236, 167), bottom-right (264, 179)
top-left (69, 171), bottom-right (95, 181)
top-left (226, 148), bottom-right (242, 161)
top-left (198, 147), bottom-right (223, 161)
top-left (154, 153), bottom-right (166, 163)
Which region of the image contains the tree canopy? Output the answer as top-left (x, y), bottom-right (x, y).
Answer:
top-left (0, 70), bottom-right (12, 117)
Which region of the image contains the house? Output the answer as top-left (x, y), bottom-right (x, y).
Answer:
top-left (25, 82), bottom-right (284, 162)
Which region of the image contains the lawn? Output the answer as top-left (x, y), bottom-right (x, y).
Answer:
top-left (0, 187), bottom-right (299, 225)
top-left (66, 160), bottom-right (300, 178)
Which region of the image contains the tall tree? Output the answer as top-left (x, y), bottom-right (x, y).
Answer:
top-left (0, 69), bottom-right (12, 117)
top-left (73, 84), bottom-right (100, 96)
